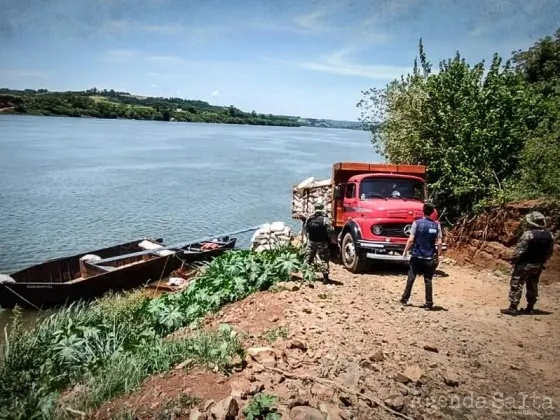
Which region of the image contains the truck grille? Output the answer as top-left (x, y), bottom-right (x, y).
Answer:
top-left (373, 223), bottom-right (412, 238)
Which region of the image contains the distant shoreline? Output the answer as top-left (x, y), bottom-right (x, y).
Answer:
top-left (0, 111), bottom-right (365, 130)
top-left (0, 88), bottom-right (365, 130)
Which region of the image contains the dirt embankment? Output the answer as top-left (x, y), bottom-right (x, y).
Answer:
top-left (91, 261), bottom-right (560, 420)
top-left (446, 200), bottom-right (560, 285)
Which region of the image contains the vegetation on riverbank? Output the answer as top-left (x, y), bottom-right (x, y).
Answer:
top-left (0, 245), bottom-right (315, 419)
top-left (0, 88), bottom-right (301, 127)
top-left (358, 28), bottom-right (560, 219)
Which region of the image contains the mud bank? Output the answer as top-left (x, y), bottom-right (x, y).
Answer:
top-left (447, 200), bottom-right (560, 284)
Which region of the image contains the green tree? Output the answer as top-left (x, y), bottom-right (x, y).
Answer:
top-left (512, 30), bottom-right (560, 199)
top-left (358, 39), bottom-right (541, 217)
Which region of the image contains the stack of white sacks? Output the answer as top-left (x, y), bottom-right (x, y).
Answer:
top-left (291, 176), bottom-right (333, 217)
top-left (250, 221), bottom-right (293, 252)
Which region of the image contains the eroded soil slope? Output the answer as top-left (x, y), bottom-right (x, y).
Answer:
top-left (448, 201), bottom-right (560, 284)
top-left (94, 260), bottom-right (560, 420)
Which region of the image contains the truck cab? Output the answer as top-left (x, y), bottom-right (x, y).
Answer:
top-left (331, 162), bottom-right (446, 272)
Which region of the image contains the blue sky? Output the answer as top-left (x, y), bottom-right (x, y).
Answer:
top-left (0, 0), bottom-right (558, 120)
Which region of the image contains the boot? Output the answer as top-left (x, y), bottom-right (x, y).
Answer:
top-left (322, 273), bottom-right (332, 285)
top-left (422, 303), bottom-right (433, 311)
top-left (523, 303), bottom-right (535, 315)
top-left (500, 304), bottom-right (519, 316)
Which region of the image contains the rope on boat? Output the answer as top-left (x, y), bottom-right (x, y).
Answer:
top-left (4, 285), bottom-right (42, 311)
top-left (151, 254), bottom-right (172, 298)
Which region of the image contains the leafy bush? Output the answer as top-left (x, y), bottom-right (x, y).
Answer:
top-left (244, 393), bottom-right (281, 420)
top-left (143, 245), bottom-right (315, 335)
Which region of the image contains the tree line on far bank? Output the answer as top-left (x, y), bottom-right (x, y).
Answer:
top-left (358, 28), bottom-right (560, 220)
top-left (0, 88), bottom-right (300, 127)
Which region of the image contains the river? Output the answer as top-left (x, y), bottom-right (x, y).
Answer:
top-left (0, 114), bottom-right (378, 326)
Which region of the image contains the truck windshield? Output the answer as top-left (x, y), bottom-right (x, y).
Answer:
top-left (359, 178), bottom-right (425, 200)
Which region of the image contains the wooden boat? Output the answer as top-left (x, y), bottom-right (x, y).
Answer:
top-left (0, 236), bottom-right (236, 309)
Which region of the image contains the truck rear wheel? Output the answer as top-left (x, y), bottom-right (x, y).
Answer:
top-left (341, 232), bottom-right (367, 273)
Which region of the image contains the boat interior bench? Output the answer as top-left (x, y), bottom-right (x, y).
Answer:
top-left (93, 265), bottom-right (118, 272)
top-left (92, 249), bottom-right (177, 265)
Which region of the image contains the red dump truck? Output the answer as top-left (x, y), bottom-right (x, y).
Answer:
top-left (292, 162), bottom-right (446, 273)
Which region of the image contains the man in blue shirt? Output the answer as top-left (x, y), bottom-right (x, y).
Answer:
top-left (400, 202), bottom-right (443, 310)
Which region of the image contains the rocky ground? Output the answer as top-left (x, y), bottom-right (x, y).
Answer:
top-left (94, 259), bottom-right (560, 420)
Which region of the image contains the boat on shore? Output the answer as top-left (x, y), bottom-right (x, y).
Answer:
top-left (0, 236), bottom-right (236, 309)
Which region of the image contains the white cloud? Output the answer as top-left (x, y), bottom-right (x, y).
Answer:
top-left (148, 55), bottom-right (185, 65)
top-left (102, 19), bottom-right (183, 35)
top-left (269, 49), bottom-right (410, 80)
top-left (106, 49), bottom-right (136, 60)
top-left (252, 7), bottom-right (391, 47)
top-left (211, 90), bottom-right (220, 96)
top-left (100, 19), bottom-right (227, 43)
top-left (469, 27), bottom-right (485, 37)
top-left (149, 83), bottom-right (159, 88)
top-left (292, 10), bottom-right (328, 31)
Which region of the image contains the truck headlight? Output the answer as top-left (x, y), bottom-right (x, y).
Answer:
top-left (372, 225), bottom-right (382, 235)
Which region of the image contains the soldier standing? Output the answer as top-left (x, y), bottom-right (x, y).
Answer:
top-left (304, 202), bottom-right (333, 285)
top-left (501, 212), bottom-right (555, 316)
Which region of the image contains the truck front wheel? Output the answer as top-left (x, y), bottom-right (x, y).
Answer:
top-left (341, 232), bottom-right (367, 273)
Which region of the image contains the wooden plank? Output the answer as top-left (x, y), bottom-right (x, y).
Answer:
top-left (369, 163), bottom-right (398, 172)
top-left (397, 164), bottom-right (426, 174)
top-left (93, 250), bottom-right (165, 265)
top-left (339, 162), bottom-right (372, 171)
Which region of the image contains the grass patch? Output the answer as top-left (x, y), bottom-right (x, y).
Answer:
top-left (262, 327), bottom-right (289, 343)
top-left (88, 95), bottom-right (109, 102)
top-left (0, 245), bottom-right (315, 419)
top-left (57, 327), bottom-right (236, 415)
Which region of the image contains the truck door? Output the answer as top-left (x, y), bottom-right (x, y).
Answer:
top-left (334, 183), bottom-right (347, 226)
top-left (342, 182), bottom-right (358, 222)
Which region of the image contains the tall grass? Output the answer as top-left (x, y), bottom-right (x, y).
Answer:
top-left (0, 245), bottom-right (314, 419)
top-left (58, 325), bottom-right (243, 415)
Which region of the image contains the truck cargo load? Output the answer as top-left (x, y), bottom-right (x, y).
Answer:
top-left (292, 177), bottom-right (332, 219)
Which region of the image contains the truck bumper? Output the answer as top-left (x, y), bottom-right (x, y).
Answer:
top-left (356, 240), bottom-right (448, 262)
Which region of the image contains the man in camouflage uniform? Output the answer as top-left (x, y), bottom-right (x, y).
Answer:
top-left (501, 211), bottom-right (555, 316)
top-left (304, 202), bottom-right (334, 284)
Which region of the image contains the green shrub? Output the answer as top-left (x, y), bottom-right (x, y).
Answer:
top-left (244, 393), bottom-right (281, 420)
top-left (143, 245), bottom-right (315, 335)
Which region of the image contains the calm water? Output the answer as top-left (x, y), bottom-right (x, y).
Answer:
top-left (0, 115), bottom-right (377, 319)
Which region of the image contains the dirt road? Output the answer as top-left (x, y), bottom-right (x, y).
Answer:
top-left (96, 259), bottom-right (560, 419)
